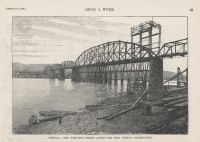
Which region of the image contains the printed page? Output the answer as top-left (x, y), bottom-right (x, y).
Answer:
top-left (0, 0), bottom-right (200, 142)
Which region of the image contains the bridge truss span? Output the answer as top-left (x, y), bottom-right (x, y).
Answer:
top-left (71, 21), bottom-right (188, 90)
top-left (61, 61), bottom-right (75, 69)
top-left (157, 38), bottom-right (188, 58)
top-left (72, 40), bottom-right (155, 84)
top-left (44, 21), bottom-right (188, 91)
top-left (74, 40), bottom-right (155, 67)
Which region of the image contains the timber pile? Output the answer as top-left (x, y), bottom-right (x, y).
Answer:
top-left (106, 89), bottom-right (148, 120)
top-left (142, 95), bottom-right (188, 109)
top-left (86, 88), bottom-right (147, 120)
top-left (145, 108), bottom-right (187, 133)
top-left (145, 94), bottom-right (188, 133)
top-left (166, 87), bottom-right (188, 95)
top-left (82, 92), bottom-right (128, 111)
top-left (95, 89), bottom-right (147, 120)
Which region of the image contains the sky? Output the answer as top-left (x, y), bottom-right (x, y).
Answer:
top-left (12, 16), bottom-right (188, 72)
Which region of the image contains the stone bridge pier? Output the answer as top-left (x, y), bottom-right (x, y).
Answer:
top-left (148, 57), bottom-right (163, 101)
top-left (47, 70), bottom-right (56, 79)
top-left (71, 67), bottom-right (80, 82)
top-left (57, 68), bottom-right (65, 80)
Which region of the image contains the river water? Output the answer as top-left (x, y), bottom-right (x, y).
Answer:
top-left (12, 78), bottom-right (127, 127)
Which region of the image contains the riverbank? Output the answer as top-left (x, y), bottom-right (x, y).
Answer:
top-left (13, 92), bottom-right (187, 134)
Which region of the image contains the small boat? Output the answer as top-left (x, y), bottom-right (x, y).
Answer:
top-left (29, 110), bottom-right (77, 125)
top-left (85, 104), bottom-right (103, 110)
top-left (38, 115), bottom-right (62, 123)
top-left (39, 110), bottom-right (77, 117)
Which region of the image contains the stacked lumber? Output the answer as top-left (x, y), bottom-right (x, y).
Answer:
top-left (142, 95), bottom-right (188, 109)
top-left (145, 108), bottom-right (188, 133)
top-left (145, 95), bottom-right (188, 133)
top-left (166, 87), bottom-right (187, 94)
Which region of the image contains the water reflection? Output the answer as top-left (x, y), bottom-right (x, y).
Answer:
top-left (13, 78), bottom-right (127, 126)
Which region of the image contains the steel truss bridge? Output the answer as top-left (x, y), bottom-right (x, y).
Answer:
top-left (45, 21), bottom-right (188, 90)
top-left (44, 61), bottom-right (75, 79)
top-left (72, 38), bottom-right (187, 88)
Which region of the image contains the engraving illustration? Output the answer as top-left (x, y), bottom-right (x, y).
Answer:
top-left (12, 16), bottom-right (188, 134)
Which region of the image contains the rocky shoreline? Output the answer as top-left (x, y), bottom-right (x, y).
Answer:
top-left (13, 93), bottom-right (187, 134)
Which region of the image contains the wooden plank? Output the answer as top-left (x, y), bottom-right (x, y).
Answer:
top-left (85, 104), bottom-right (103, 110)
top-left (106, 103), bottom-right (141, 120)
top-left (172, 101), bottom-right (188, 108)
top-left (141, 100), bottom-right (163, 106)
top-left (162, 95), bottom-right (187, 103)
top-left (164, 98), bottom-right (187, 108)
top-left (167, 107), bottom-right (187, 115)
top-left (87, 104), bottom-right (121, 111)
top-left (167, 87), bottom-right (187, 94)
top-left (162, 95), bottom-right (187, 101)
top-left (97, 114), bottom-right (112, 119)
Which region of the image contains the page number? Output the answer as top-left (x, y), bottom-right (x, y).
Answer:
top-left (190, 8), bottom-right (193, 12)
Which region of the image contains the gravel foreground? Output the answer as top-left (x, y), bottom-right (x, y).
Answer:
top-left (13, 94), bottom-right (187, 134)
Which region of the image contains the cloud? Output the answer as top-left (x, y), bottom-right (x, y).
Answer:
top-left (48, 18), bottom-right (80, 27)
top-left (13, 54), bottom-right (45, 58)
top-left (12, 16), bottom-right (187, 71)
top-left (46, 17), bottom-right (129, 38)
top-left (32, 25), bottom-right (100, 41)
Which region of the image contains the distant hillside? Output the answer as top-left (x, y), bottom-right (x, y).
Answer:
top-left (163, 71), bottom-right (177, 81)
top-left (12, 63), bottom-right (177, 80)
top-left (12, 62), bottom-right (50, 72)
